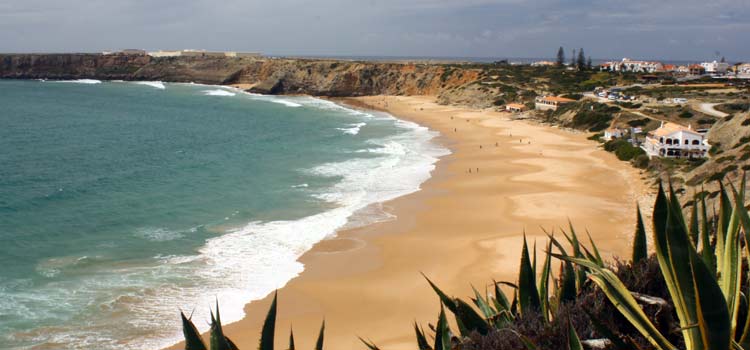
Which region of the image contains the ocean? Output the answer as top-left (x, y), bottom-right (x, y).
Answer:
top-left (0, 79), bottom-right (449, 349)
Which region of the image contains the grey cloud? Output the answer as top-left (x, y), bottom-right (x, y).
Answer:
top-left (0, 0), bottom-right (747, 61)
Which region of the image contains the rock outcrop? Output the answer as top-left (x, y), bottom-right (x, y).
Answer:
top-left (0, 54), bottom-right (484, 103)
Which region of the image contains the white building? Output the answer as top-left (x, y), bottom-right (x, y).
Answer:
top-left (701, 60), bottom-right (730, 74)
top-left (147, 50), bottom-right (261, 58)
top-left (603, 128), bottom-right (626, 141)
top-left (600, 58), bottom-right (664, 73)
top-left (148, 50), bottom-right (183, 57)
top-left (534, 96), bottom-right (576, 111)
top-left (641, 122), bottom-right (709, 159)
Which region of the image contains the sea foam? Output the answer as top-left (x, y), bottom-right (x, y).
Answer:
top-left (134, 81), bottom-right (166, 89)
top-left (203, 89), bottom-right (236, 97)
top-left (55, 79), bottom-right (102, 84)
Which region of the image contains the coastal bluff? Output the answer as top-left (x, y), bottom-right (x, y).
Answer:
top-left (0, 54), bottom-right (485, 102)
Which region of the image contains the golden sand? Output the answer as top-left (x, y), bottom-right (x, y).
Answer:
top-left (166, 95), bottom-right (652, 350)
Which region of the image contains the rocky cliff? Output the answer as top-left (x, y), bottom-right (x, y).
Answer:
top-left (0, 54), bottom-right (486, 103)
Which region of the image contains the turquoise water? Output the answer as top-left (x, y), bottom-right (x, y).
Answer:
top-left (0, 80), bottom-right (448, 349)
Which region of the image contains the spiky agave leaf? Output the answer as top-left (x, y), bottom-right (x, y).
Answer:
top-left (210, 302), bottom-right (233, 350)
top-left (358, 336), bottom-right (380, 350)
top-left (538, 240), bottom-right (553, 323)
top-left (689, 247), bottom-right (731, 350)
top-left (288, 328), bottom-right (295, 350)
top-left (422, 274), bottom-right (468, 335)
top-left (554, 254), bottom-right (676, 350)
top-left (315, 320), bottom-right (325, 350)
top-left (567, 319), bottom-right (583, 350)
top-left (434, 306), bottom-right (451, 350)
top-left (718, 192), bottom-right (742, 336)
top-left (651, 183), bottom-right (703, 350)
top-left (414, 322), bottom-right (432, 350)
top-left (518, 235), bottom-right (541, 315)
top-left (454, 298), bottom-right (490, 335)
top-left (471, 285), bottom-right (495, 320)
top-left (225, 337), bottom-right (239, 350)
top-left (181, 311), bottom-right (207, 350)
top-left (633, 204), bottom-right (648, 264)
top-left (690, 195), bottom-right (700, 245)
top-left (699, 191), bottom-right (715, 271)
top-left (585, 230), bottom-right (604, 267)
top-left (260, 291), bottom-right (278, 350)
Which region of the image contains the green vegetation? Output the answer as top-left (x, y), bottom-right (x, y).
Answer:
top-left (627, 118), bottom-right (651, 127)
top-left (179, 181), bottom-right (750, 350)
top-left (678, 111), bottom-right (694, 119)
top-left (556, 102), bottom-right (619, 131)
top-left (716, 103), bottom-right (750, 114)
top-left (616, 101), bottom-right (642, 109)
top-left (604, 139), bottom-right (646, 161)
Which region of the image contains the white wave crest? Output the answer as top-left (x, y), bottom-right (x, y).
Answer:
top-left (54, 79), bottom-right (102, 84)
top-left (270, 99), bottom-right (302, 107)
top-left (203, 89), bottom-right (236, 97)
top-left (134, 81), bottom-right (166, 89)
top-left (337, 122), bottom-right (367, 135)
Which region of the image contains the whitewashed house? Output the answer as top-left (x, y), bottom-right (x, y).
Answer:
top-left (701, 60), bottom-right (730, 74)
top-left (600, 58), bottom-right (664, 73)
top-left (603, 128), bottom-right (626, 141)
top-left (641, 122), bottom-right (709, 159)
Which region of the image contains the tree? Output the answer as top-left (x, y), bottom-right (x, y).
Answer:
top-left (721, 56), bottom-right (726, 63)
top-left (556, 47), bottom-right (565, 66)
top-left (577, 48), bottom-right (586, 70)
top-left (586, 56), bottom-right (592, 70)
top-left (571, 49), bottom-right (577, 66)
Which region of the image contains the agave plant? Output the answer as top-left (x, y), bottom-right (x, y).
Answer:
top-left (419, 225), bottom-right (599, 349)
top-left (556, 178), bottom-right (750, 350)
top-left (180, 292), bottom-right (325, 350)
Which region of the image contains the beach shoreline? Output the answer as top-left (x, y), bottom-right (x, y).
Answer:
top-left (165, 95), bottom-right (653, 350)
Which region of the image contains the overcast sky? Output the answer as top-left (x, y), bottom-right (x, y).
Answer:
top-left (1, 0), bottom-right (748, 61)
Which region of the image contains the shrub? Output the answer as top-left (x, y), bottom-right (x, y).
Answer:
top-left (633, 154), bottom-right (650, 168)
top-left (678, 111), bottom-right (694, 119)
top-left (716, 155), bottom-right (736, 163)
top-left (627, 118), bottom-right (651, 127)
top-left (709, 142), bottom-right (722, 155)
top-left (604, 139), bottom-right (645, 161)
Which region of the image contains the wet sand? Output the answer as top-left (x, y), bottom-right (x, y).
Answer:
top-left (166, 95), bottom-right (651, 350)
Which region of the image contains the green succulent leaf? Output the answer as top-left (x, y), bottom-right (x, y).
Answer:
top-left (181, 311), bottom-right (207, 350)
top-left (259, 291), bottom-right (278, 350)
top-left (315, 320), bottom-right (325, 350)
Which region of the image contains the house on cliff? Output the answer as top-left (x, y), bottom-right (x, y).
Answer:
top-left (641, 122), bottom-right (709, 159)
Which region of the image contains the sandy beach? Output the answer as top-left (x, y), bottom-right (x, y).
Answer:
top-left (167, 95), bottom-right (652, 350)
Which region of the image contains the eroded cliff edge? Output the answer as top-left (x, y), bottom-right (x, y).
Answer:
top-left (1, 54), bottom-right (490, 106)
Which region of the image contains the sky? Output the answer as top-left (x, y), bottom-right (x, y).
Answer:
top-left (1, 0), bottom-right (748, 61)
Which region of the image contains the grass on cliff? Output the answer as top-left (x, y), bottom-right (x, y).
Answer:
top-left (179, 176), bottom-right (749, 350)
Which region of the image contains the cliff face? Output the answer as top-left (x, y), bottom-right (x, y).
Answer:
top-left (0, 54), bottom-right (152, 80)
top-left (234, 59), bottom-right (480, 97)
top-left (0, 54), bottom-right (482, 100)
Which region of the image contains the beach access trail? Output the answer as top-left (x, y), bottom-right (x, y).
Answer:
top-left (167, 95), bottom-right (652, 350)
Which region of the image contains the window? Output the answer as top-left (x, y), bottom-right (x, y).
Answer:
top-left (684, 139), bottom-right (689, 145)
top-left (692, 140), bottom-right (700, 145)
